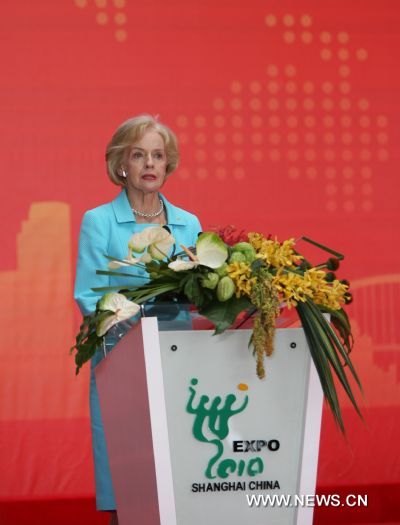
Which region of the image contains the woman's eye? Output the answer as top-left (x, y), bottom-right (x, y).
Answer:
top-left (133, 152), bottom-right (143, 160)
top-left (154, 152), bottom-right (164, 160)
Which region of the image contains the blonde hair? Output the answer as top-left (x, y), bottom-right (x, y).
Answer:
top-left (105, 115), bottom-right (179, 186)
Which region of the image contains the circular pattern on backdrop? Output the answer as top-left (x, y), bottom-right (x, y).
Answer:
top-left (230, 81), bottom-right (242, 94)
top-left (265, 14), bottom-right (277, 27)
top-left (96, 12), bottom-right (108, 25)
top-left (75, 0), bottom-right (129, 41)
top-left (300, 14), bottom-right (313, 27)
top-left (114, 12), bottom-right (127, 25)
top-left (213, 98), bottom-right (225, 110)
top-left (234, 167), bottom-right (245, 179)
top-left (283, 14), bottom-right (295, 27)
top-left (172, 12), bottom-right (390, 213)
top-left (115, 29), bottom-right (127, 42)
top-left (283, 31), bottom-right (296, 44)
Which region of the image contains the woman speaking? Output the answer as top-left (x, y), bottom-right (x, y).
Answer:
top-left (74, 115), bottom-right (202, 524)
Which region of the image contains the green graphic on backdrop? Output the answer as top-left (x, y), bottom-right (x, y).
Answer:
top-left (186, 378), bottom-right (264, 479)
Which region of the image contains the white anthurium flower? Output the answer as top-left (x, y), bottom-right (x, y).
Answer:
top-left (128, 226), bottom-right (175, 261)
top-left (168, 259), bottom-right (198, 272)
top-left (96, 293), bottom-right (140, 336)
top-left (196, 232), bottom-right (228, 269)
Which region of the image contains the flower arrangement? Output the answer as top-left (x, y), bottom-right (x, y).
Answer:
top-left (71, 225), bottom-right (361, 431)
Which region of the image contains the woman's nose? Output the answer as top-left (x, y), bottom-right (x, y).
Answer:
top-left (145, 153), bottom-right (154, 167)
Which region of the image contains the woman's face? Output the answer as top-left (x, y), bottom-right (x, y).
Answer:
top-left (123, 130), bottom-right (167, 193)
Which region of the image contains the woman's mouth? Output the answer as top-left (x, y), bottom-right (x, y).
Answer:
top-left (142, 174), bottom-right (157, 181)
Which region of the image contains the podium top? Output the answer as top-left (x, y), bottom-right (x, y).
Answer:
top-left (141, 302), bottom-right (300, 332)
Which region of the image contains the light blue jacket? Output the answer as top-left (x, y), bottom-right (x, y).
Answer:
top-left (74, 190), bottom-right (202, 511)
top-left (74, 189), bottom-right (202, 315)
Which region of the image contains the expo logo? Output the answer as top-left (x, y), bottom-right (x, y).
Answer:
top-left (186, 378), bottom-right (280, 480)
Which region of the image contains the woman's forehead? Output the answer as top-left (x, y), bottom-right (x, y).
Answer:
top-left (132, 129), bottom-right (165, 149)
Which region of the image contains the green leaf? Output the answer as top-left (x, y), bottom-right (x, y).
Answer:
top-left (182, 273), bottom-right (207, 307)
top-left (200, 296), bottom-right (252, 335)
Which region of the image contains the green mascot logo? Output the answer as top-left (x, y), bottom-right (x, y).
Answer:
top-left (186, 378), bottom-right (264, 480)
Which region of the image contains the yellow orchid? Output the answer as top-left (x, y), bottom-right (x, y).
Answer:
top-left (227, 261), bottom-right (256, 297)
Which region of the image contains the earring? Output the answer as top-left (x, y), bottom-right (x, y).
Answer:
top-left (121, 170), bottom-right (127, 178)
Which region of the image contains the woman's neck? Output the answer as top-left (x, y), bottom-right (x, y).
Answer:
top-left (126, 188), bottom-right (160, 210)
top-left (126, 188), bottom-right (166, 224)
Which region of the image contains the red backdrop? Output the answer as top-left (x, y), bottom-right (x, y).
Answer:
top-left (0, 1), bottom-right (399, 523)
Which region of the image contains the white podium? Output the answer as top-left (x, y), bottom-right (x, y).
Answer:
top-left (95, 315), bottom-right (323, 525)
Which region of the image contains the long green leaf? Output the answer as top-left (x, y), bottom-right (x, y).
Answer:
top-left (103, 254), bottom-right (145, 267)
top-left (92, 284), bottom-right (141, 292)
top-left (96, 270), bottom-right (146, 278)
top-left (306, 309), bottom-right (352, 392)
top-left (308, 301), bottom-right (362, 390)
top-left (125, 283), bottom-right (180, 303)
top-left (297, 302), bottom-right (345, 431)
top-left (305, 301), bottom-right (362, 417)
top-left (322, 306), bottom-right (353, 354)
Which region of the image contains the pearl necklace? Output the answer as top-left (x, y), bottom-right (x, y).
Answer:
top-left (131, 198), bottom-right (164, 218)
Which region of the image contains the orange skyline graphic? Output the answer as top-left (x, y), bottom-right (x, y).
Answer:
top-left (0, 202), bottom-right (89, 421)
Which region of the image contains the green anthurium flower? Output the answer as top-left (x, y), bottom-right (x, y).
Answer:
top-left (169, 233), bottom-right (228, 272)
top-left (196, 232), bottom-right (228, 269)
top-left (229, 252), bottom-right (247, 264)
top-left (96, 293), bottom-right (140, 336)
top-left (232, 242), bottom-right (256, 263)
top-left (201, 272), bottom-right (220, 290)
top-left (128, 226), bottom-right (175, 260)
